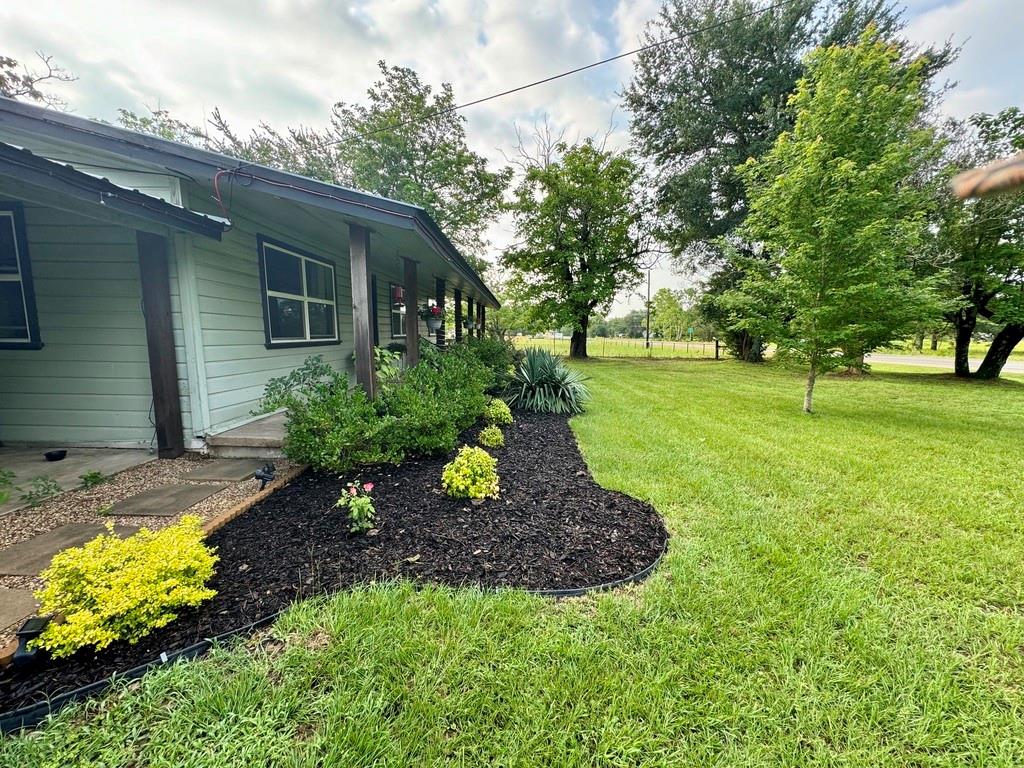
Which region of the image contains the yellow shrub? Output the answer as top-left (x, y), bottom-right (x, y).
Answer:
top-left (483, 398), bottom-right (513, 426)
top-left (478, 424), bottom-right (505, 448)
top-left (33, 515), bottom-right (218, 658)
top-left (442, 446), bottom-right (500, 500)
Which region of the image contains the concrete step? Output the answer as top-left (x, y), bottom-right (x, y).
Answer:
top-left (206, 443), bottom-right (286, 460)
top-left (205, 412), bottom-right (286, 459)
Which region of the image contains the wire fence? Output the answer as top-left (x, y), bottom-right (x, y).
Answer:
top-left (516, 335), bottom-right (722, 359)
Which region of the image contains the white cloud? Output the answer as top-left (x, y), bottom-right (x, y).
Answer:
top-left (3, 0), bottom-right (1021, 315)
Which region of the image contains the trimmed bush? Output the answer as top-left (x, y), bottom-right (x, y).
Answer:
top-left (33, 516), bottom-right (217, 658)
top-left (478, 425), bottom-right (505, 448)
top-left (483, 398), bottom-right (513, 426)
top-left (506, 348), bottom-right (590, 414)
top-left (442, 446), bottom-right (500, 500)
top-left (465, 336), bottom-right (521, 393)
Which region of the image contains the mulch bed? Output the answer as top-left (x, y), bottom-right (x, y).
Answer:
top-left (0, 412), bottom-right (667, 713)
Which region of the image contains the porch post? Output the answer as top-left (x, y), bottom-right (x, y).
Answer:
top-left (435, 277), bottom-right (446, 349)
top-left (480, 304), bottom-right (486, 337)
top-left (349, 224), bottom-right (376, 398)
top-left (136, 231), bottom-right (184, 458)
top-left (403, 257), bottom-right (420, 367)
top-left (466, 296), bottom-right (474, 339)
top-left (453, 288), bottom-right (463, 343)
top-left (476, 301), bottom-right (484, 339)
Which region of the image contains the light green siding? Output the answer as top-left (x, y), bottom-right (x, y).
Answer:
top-left (0, 204), bottom-right (158, 447)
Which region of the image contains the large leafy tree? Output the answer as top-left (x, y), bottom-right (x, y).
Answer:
top-left (931, 109), bottom-right (1024, 379)
top-left (119, 62), bottom-right (510, 271)
top-left (624, 0), bottom-right (944, 360)
top-left (733, 30), bottom-right (943, 413)
top-left (502, 140), bottom-right (652, 359)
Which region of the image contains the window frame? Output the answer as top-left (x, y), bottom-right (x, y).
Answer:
top-left (389, 281), bottom-right (407, 338)
top-left (0, 202), bottom-right (42, 350)
top-left (257, 235), bottom-right (340, 349)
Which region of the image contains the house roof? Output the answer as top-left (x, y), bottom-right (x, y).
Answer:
top-left (0, 96), bottom-right (499, 307)
top-left (0, 141), bottom-right (226, 239)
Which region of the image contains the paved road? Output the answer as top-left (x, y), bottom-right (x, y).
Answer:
top-left (866, 353), bottom-right (1024, 374)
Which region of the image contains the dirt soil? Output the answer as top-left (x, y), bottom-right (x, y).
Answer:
top-left (0, 412), bottom-right (667, 713)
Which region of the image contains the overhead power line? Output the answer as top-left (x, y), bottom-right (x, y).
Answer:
top-left (320, 0), bottom-right (792, 147)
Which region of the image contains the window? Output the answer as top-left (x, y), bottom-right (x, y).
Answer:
top-left (390, 282), bottom-right (406, 337)
top-left (0, 203), bottom-right (41, 349)
top-left (258, 236), bottom-right (339, 347)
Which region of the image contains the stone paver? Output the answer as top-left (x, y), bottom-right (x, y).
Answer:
top-left (183, 459), bottom-right (264, 483)
top-left (0, 588), bottom-right (38, 631)
top-left (109, 483), bottom-right (227, 517)
top-left (0, 523), bottom-right (138, 576)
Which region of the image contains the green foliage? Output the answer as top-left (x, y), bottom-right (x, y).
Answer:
top-left (335, 481), bottom-right (376, 534)
top-left (733, 29), bottom-right (944, 410)
top-left (502, 139), bottom-right (648, 357)
top-left (20, 475), bottom-right (61, 507)
top-left (284, 384), bottom-right (397, 473)
top-left (464, 336), bottom-right (520, 393)
top-left (79, 470), bottom-right (106, 489)
top-left (477, 425), bottom-right (505, 449)
top-left (32, 516), bottom-right (217, 658)
top-left (441, 446), bottom-right (499, 500)
top-left (505, 349), bottom-right (590, 415)
top-left (0, 468), bottom-right (13, 505)
top-left (483, 398), bottom-right (513, 426)
top-left (255, 355), bottom-right (342, 414)
top-left (0, 52), bottom-right (74, 107)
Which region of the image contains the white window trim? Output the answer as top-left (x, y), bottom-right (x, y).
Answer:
top-left (260, 240), bottom-right (339, 346)
top-left (0, 210), bottom-right (33, 345)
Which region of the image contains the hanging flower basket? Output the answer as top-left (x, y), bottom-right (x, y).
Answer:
top-left (419, 304), bottom-right (443, 331)
top-left (464, 318), bottom-right (477, 330)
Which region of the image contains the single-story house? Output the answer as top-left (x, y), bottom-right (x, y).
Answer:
top-left (0, 96), bottom-right (497, 459)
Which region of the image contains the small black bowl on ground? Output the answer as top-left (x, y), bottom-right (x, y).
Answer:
top-left (43, 449), bottom-right (67, 462)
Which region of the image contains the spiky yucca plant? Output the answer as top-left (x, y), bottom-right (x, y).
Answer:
top-left (505, 348), bottom-right (590, 414)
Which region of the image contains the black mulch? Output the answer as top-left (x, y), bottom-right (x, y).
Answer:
top-left (0, 412), bottom-right (667, 712)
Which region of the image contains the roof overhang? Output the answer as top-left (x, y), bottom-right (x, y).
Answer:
top-left (0, 97), bottom-right (498, 306)
top-left (0, 140), bottom-right (226, 239)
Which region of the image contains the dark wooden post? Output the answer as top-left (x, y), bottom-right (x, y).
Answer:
top-left (480, 304), bottom-right (486, 337)
top-left (137, 231), bottom-right (184, 458)
top-left (476, 302), bottom-right (484, 339)
top-left (453, 289), bottom-right (463, 343)
top-left (403, 257), bottom-right (420, 366)
top-left (349, 224), bottom-right (376, 398)
top-left (370, 274), bottom-right (380, 347)
top-left (465, 296), bottom-right (474, 339)
top-left (435, 277), bottom-right (446, 348)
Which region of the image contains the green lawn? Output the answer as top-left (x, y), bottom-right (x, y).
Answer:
top-left (5, 361), bottom-right (1024, 767)
top-left (518, 334), bottom-right (720, 359)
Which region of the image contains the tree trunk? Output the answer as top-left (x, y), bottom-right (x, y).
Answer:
top-left (731, 329), bottom-right (764, 362)
top-left (930, 332), bottom-right (939, 351)
top-left (803, 358), bottom-right (817, 414)
top-left (953, 308), bottom-right (977, 378)
top-left (973, 323), bottom-right (1024, 380)
top-left (569, 318), bottom-right (589, 359)
top-left (912, 332), bottom-right (924, 352)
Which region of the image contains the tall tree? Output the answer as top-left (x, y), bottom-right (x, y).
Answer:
top-left (734, 30), bottom-right (943, 412)
top-left (0, 52), bottom-right (74, 106)
top-left (650, 288), bottom-right (691, 340)
top-left (502, 140), bottom-right (652, 359)
top-left (624, 0), bottom-right (946, 360)
top-left (931, 109), bottom-right (1024, 379)
top-left (119, 62), bottom-right (510, 270)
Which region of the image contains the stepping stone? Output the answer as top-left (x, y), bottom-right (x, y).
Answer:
top-left (183, 459), bottom-right (264, 482)
top-left (0, 523), bottom-right (138, 576)
top-left (0, 589), bottom-right (38, 631)
top-left (110, 483), bottom-right (227, 517)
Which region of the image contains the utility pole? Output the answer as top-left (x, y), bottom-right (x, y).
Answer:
top-left (640, 254), bottom-right (661, 352)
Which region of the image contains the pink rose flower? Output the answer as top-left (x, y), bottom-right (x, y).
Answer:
top-left (363, 482), bottom-right (374, 493)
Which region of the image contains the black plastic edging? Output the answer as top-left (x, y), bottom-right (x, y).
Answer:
top-left (1, 539), bottom-right (667, 734)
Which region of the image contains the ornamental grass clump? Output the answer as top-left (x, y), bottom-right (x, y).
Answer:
top-left (478, 425), bottom-right (505, 448)
top-left (483, 397), bottom-right (513, 426)
top-left (442, 446), bottom-right (499, 500)
top-left (33, 516), bottom-right (217, 658)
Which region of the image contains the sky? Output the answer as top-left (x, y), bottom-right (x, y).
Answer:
top-left (3, 0), bottom-right (1022, 312)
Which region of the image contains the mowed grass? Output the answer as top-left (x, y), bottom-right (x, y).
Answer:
top-left (4, 361), bottom-right (1024, 767)
top-left (518, 335), bottom-right (720, 359)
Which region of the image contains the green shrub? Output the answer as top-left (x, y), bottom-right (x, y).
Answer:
top-left (380, 364), bottom-right (460, 457)
top-left (20, 476), bottom-right (61, 507)
top-left (483, 398), bottom-right (513, 426)
top-left (33, 516), bottom-right (217, 658)
top-left (284, 384), bottom-right (398, 472)
top-left (442, 446), bottom-right (499, 500)
top-left (0, 469), bottom-right (14, 505)
top-left (506, 348), bottom-right (590, 414)
top-left (254, 355), bottom-right (341, 414)
top-left (478, 425), bottom-right (505, 448)
top-left (465, 336), bottom-right (521, 393)
top-left (336, 481), bottom-right (376, 534)
top-left (79, 470), bottom-right (106, 488)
